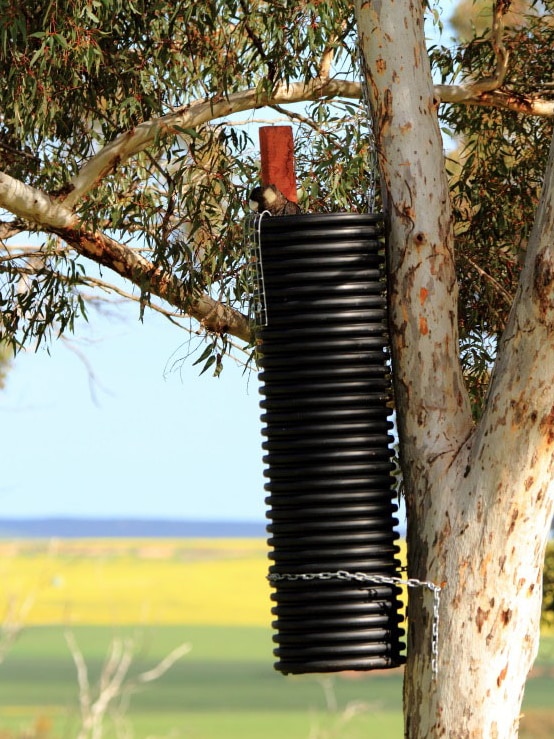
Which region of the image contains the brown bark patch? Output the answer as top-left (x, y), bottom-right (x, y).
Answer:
top-left (500, 608), bottom-right (512, 626)
top-left (419, 316), bottom-right (429, 335)
top-left (539, 405), bottom-right (554, 444)
top-left (476, 606), bottom-right (490, 633)
top-left (533, 250), bottom-right (554, 323)
top-left (497, 663), bottom-right (509, 687)
top-left (507, 508), bottom-right (519, 535)
top-left (510, 396), bottom-right (529, 428)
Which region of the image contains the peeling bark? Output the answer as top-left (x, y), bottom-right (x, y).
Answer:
top-left (356, 1), bottom-right (554, 737)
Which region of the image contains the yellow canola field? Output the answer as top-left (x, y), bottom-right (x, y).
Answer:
top-left (0, 539), bottom-right (273, 627)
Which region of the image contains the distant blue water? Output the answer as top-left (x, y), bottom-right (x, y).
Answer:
top-left (0, 517), bottom-right (267, 538)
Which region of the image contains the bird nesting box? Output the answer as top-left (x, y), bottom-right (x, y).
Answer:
top-left (256, 211), bottom-right (406, 674)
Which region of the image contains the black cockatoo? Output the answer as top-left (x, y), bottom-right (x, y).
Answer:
top-left (249, 184), bottom-right (301, 216)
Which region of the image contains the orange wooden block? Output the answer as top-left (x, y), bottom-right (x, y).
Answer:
top-left (259, 126), bottom-right (298, 203)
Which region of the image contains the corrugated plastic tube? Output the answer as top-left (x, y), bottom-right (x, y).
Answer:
top-left (257, 213), bottom-right (406, 674)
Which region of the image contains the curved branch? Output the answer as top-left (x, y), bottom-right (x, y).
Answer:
top-left (467, 0), bottom-right (510, 94)
top-left (0, 172), bottom-right (77, 229)
top-left (46, 72), bottom-right (554, 215)
top-left (62, 78), bottom-right (362, 209)
top-left (490, 0), bottom-right (510, 87)
top-left (60, 77), bottom-right (554, 214)
top-left (435, 86), bottom-right (554, 116)
top-left (0, 170), bottom-right (252, 342)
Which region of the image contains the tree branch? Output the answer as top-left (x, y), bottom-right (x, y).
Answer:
top-left (460, 253), bottom-right (513, 306)
top-left (58, 76), bottom-right (554, 213)
top-left (433, 1), bottom-right (554, 115)
top-left (0, 170), bottom-right (252, 342)
top-left (65, 631), bottom-right (92, 736)
top-left (61, 78), bottom-right (361, 209)
top-left (466, 0), bottom-right (510, 95)
top-left (435, 86), bottom-right (554, 116)
top-left (474, 128), bottom-right (554, 490)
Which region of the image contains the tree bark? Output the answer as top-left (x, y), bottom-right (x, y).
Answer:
top-left (355, 1), bottom-right (554, 736)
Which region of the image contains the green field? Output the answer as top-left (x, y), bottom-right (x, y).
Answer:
top-left (0, 540), bottom-right (553, 738)
top-left (0, 624), bottom-right (406, 739)
top-left (1, 625), bottom-right (553, 739)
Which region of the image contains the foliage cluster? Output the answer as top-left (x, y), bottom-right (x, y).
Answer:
top-left (1, 0), bottom-right (554, 389)
top-left (431, 0), bottom-right (554, 413)
top-left (0, 0), bottom-right (371, 363)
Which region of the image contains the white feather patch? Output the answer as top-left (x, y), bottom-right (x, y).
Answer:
top-left (263, 187), bottom-right (277, 204)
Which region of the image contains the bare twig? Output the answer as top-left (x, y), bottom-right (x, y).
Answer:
top-left (0, 593), bottom-right (35, 664)
top-left (460, 253), bottom-right (514, 306)
top-left (65, 631), bottom-right (190, 739)
top-left (270, 104), bottom-right (334, 138)
top-left (137, 642), bottom-right (191, 683)
top-left (65, 632), bottom-right (92, 738)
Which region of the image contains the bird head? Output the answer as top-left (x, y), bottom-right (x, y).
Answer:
top-left (249, 184), bottom-right (280, 213)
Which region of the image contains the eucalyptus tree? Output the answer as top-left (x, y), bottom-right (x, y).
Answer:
top-left (2, 1), bottom-right (554, 736)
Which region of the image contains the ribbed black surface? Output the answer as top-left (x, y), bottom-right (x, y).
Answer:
top-left (257, 213), bottom-right (405, 674)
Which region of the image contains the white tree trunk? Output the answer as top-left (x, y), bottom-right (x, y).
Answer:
top-left (355, 1), bottom-right (554, 736)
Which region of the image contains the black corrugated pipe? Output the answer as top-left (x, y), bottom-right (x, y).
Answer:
top-left (256, 212), bottom-right (406, 675)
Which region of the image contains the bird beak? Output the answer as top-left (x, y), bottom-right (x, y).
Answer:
top-left (249, 199), bottom-right (259, 212)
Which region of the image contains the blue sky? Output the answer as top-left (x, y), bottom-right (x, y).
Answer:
top-left (1, 304), bottom-right (266, 521)
top-left (0, 9), bottom-right (454, 522)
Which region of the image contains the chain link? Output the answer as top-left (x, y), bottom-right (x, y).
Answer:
top-left (430, 585), bottom-right (441, 678)
top-left (243, 212), bottom-right (269, 328)
top-left (268, 570), bottom-right (442, 680)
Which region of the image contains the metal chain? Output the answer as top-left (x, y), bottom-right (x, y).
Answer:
top-left (243, 212), bottom-right (269, 328)
top-left (268, 570), bottom-right (442, 680)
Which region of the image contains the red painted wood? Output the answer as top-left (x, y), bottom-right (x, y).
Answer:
top-left (259, 126), bottom-right (298, 203)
